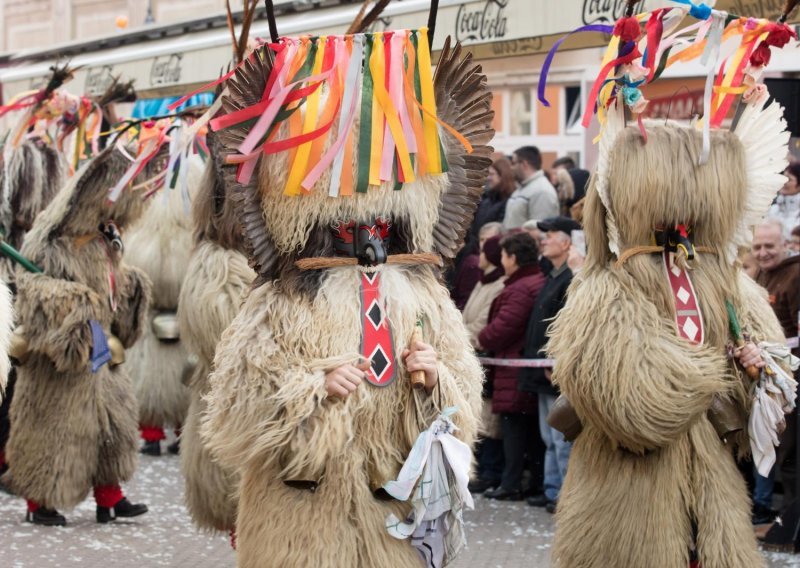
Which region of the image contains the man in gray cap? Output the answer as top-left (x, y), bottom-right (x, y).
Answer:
top-left (519, 216), bottom-right (580, 513)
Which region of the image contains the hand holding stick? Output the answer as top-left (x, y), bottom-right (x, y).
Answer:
top-left (727, 300), bottom-right (761, 380)
top-left (409, 320), bottom-right (426, 390)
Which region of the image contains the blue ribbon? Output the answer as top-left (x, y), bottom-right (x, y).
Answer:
top-left (672, 0), bottom-right (712, 21)
top-left (538, 24), bottom-right (614, 107)
top-left (89, 319), bottom-right (112, 373)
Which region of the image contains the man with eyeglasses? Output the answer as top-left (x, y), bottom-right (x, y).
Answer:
top-left (503, 146), bottom-right (559, 230)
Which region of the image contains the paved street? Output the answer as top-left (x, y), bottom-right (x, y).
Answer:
top-left (0, 454), bottom-right (799, 567)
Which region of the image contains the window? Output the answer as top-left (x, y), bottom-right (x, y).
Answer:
top-left (508, 87), bottom-right (532, 136)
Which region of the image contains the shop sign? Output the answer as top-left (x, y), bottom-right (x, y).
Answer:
top-left (150, 54), bottom-right (183, 87)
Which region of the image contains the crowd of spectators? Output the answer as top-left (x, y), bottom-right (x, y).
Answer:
top-left (452, 147), bottom-right (800, 523)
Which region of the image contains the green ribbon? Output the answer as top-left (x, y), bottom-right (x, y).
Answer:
top-left (356, 34), bottom-right (375, 194)
top-left (726, 299), bottom-right (743, 342)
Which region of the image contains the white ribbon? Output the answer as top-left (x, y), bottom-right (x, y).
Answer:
top-left (325, 36), bottom-right (364, 197)
top-left (698, 11), bottom-right (725, 165)
top-left (750, 342), bottom-right (800, 476)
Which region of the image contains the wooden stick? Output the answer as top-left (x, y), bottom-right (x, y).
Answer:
top-left (295, 252), bottom-right (442, 271)
top-left (346, 0), bottom-right (371, 35)
top-left (781, 0), bottom-right (800, 22)
top-left (409, 321), bottom-right (426, 390)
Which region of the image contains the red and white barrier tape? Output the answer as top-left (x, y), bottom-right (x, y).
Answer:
top-left (479, 336), bottom-right (800, 368)
top-left (477, 357), bottom-right (555, 368)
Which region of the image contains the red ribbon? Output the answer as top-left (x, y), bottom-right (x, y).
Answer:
top-left (0, 92), bottom-right (41, 118)
top-left (581, 46), bottom-right (641, 128)
top-left (644, 9), bottom-right (666, 83)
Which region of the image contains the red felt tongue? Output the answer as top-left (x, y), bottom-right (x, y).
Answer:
top-left (360, 272), bottom-right (396, 386)
top-left (663, 250), bottom-right (704, 345)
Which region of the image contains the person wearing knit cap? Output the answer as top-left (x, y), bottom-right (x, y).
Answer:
top-left (464, 231), bottom-right (507, 494)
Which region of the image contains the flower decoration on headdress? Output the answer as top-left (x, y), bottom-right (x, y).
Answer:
top-left (749, 23), bottom-right (797, 69)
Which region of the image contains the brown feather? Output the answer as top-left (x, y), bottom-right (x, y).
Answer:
top-left (432, 36), bottom-right (495, 258)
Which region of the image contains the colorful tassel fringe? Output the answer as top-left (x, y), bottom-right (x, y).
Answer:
top-left (212, 28), bottom-right (471, 196)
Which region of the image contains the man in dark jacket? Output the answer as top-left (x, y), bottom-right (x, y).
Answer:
top-left (519, 216), bottom-right (580, 512)
top-left (751, 219), bottom-right (800, 523)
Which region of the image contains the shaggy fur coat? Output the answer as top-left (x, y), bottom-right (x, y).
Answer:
top-left (0, 139), bottom-right (64, 285)
top-left (203, 263), bottom-right (482, 567)
top-left (548, 124), bottom-right (787, 568)
top-left (4, 146), bottom-right (152, 509)
top-left (202, 38), bottom-right (491, 566)
top-left (124, 157), bottom-right (202, 429)
top-left (179, 154), bottom-right (254, 532)
top-left (179, 240), bottom-right (252, 531)
top-left (0, 283), bottom-right (13, 396)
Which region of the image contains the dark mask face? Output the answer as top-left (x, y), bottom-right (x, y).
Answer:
top-left (99, 220), bottom-right (124, 254)
top-left (332, 218), bottom-right (392, 266)
top-left (654, 223), bottom-right (695, 260)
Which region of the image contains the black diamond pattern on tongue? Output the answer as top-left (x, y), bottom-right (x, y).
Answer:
top-left (366, 300), bottom-right (383, 329)
top-left (370, 346), bottom-right (390, 380)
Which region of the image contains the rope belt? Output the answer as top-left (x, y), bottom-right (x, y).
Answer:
top-left (614, 245), bottom-right (718, 268)
top-left (295, 252), bottom-right (442, 271)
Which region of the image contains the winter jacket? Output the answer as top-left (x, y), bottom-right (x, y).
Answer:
top-left (451, 253), bottom-right (483, 311)
top-left (519, 262), bottom-right (573, 396)
top-left (463, 188), bottom-right (509, 254)
top-left (755, 254), bottom-right (800, 338)
top-left (479, 265), bottom-right (545, 414)
top-left (503, 171), bottom-right (559, 230)
top-left (463, 271), bottom-right (506, 350)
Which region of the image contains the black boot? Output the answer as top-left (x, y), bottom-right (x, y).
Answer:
top-left (140, 440), bottom-right (161, 456)
top-left (97, 497), bottom-right (148, 523)
top-left (167, 439), bottom-right (180, 455)
top-left (26, 508), bottom-right (66, 526)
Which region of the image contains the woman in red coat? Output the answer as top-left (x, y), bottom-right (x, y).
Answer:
top-left (479, 232), bottom-right (545, 500)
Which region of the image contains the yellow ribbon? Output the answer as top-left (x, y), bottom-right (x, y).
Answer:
top-left (285, 38), bottom-right (326, 195)
top-left (416, 28), bottom-right (441, 174)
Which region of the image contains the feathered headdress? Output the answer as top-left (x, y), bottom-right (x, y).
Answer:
top-left (542, 0), bottom-right (795, 260)
top-left (206, 29), bottom-right (494, 280)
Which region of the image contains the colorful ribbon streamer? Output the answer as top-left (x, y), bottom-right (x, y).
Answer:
top-left (212, 28), bottom-right (467, 196)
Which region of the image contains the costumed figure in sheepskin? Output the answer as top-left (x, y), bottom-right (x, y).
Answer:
top-left (2, 130), bottom-right (164, 526)
top-left (124, 152), bottom-right (203, 456)
top-left (538, 6), bottom-right (800, 565)
top-left (0, 139), bottom-right (64, 476)
top-left (201, 27), bottom-right (493, 567)
top-left (545, 64), bottom-right (798, 568)
top-left (0, 75), bottom-right (76, 485)
top-left (179, 131), bottom-right (254, 533)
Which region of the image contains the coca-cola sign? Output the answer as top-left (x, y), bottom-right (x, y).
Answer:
top-left (85, 65), bottom-right (115, 97)
top-left (582, 0), bottom-right (645, 24)
top-left (455, 0), bottom-right (509, 43)
top-left (150, 54), bottom-right (183, 87)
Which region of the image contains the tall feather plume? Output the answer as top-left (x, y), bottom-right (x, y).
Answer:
top-left (731, 99), bottom-right (790, 259)
top-left (432, 37), bottom-right (494, 259)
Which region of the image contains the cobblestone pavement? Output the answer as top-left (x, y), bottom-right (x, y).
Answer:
top-left (0, 454), bottom-right (799, 567)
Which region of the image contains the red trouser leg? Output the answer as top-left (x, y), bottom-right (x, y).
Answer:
top-left (26, 499), bottom-right (40, 513)
top-left (140, 426), bottom-right (166, 442)
top-left (93, 484), bottom-right (124, 508)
